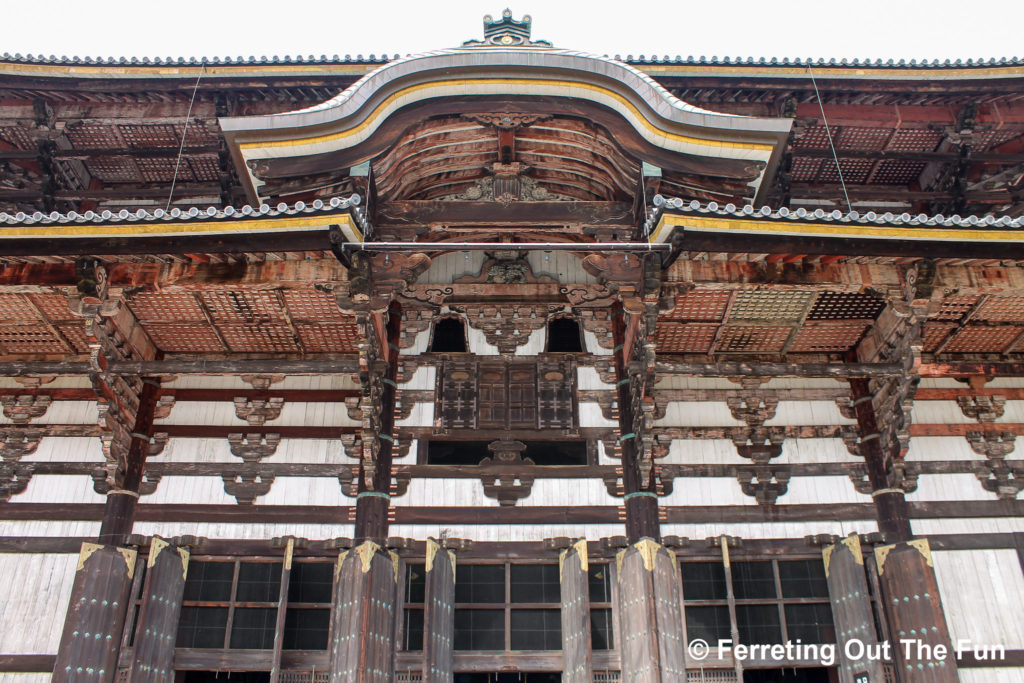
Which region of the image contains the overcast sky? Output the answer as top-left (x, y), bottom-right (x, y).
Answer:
top-left (4, 0), bottom-right (1022, 62)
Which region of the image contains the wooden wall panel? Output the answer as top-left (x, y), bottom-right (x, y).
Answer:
top-left (125, 538), bottom-right (189, 683)
top-left (0, 554), bottom-right (78, 654)
top-left (875, 539), bottom-right (958, 682)
top-left (328, 541), bottom-right (397, 683)
top-left (932, 549), bottom-right (1024, 649)
top-left (560, 540), bottom-right (592, 683)
top-left (823, 536), bottom-right (886, 683)
top-left (422, 540), bottom-right (454, 683)
top-left (52, 543), bottom-right (136, 683)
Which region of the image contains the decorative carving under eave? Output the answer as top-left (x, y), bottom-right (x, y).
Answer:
top-left (456, 304), bottom-right (555, 354)
top-left (13, 375), bottom-right (55, 389)
top-left (848, 461), bottom-right (918, 495)
top-left (390, 468), bottom-right (412, 497)
top-left (346, 251), bottom-right (432, 313)
top-left (732, 431), bottom-right (785, 464)
top-left (240, 374), bottom-right (286, 391)
top-left (152, 396), bottom-right (176, 420)
top-left (479, 439), bottom-right (535, 506)
top-left (0, 462), bottom-right (33, 501)
top-left (727, 376), bottom-right (771, 391)
top-left (966, 430), bottom-right (1016, 459)
top-left (736, 466), bottom-right (791, 506)
top-left (400, 286), bottom-right (452, 307)
top-left (0, 395), bottom-right (52, 424)
top-left (726, 396), bottom-right (779, 427)
top-left (338, 466), bottom-right (357, 497)
top-left (454, 255), bottom-right (558, 286)
top-left (975, 459), bottom-right (1024, 500)
top-left (957, 395), bottom-right (1007, 422)
top-left (233, 397), bottom-right (285, 426)
top-left (463, 113), bottom-right (551, 130)
top-left (222, 470), bottom-right (275, 504)
top-left (91, 467), bottom-right (161, 496)
top-left (68, 258), bottom-right (119, 319)
top-left (227, 433), bottom-right (282, 462)
top-left (0, 428), bottom-right (43, 461)
top-left (562, 285), bottom-right (615, 309)
top-left (581, 253), bottom-right (645, 312)
top-left (575, 308), bottom-right (616, 349)
top-left (397, 308), bottom-right (434, 347)
top-left (603, 466), bottom-right (674, 497)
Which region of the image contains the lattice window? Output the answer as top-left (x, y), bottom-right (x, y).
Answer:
top-left (656, 322), bottom-right (718, 354)
top-left (728, 290), bottom-right (814, 323)
top-left (281, 673), bottom-right (330, 683)
top-left (593, 673), bottom-right (621, 683)
top-left (686, 672), bottom-right (737, 683)
top-left (440, 360), bottom-right (478, 429)
top-left (537, 359), bottom-right (575, 429)
top-left (664, 290), bottom-right (731, 322)
top-left (807, 291), bottom-right (885, 321)
top-left (714, 325), bottom-right (791, 353)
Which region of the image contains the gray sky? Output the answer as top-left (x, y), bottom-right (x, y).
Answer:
top-left (4, 0), bottom-right (1022, 62)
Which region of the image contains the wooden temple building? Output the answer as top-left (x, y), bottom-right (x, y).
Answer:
top-left (2, 10), bottom-right (1024, 683)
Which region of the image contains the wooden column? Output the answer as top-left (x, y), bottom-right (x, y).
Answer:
top-left (98, 377), bottom-right (161, 544)
top-left (53, 543), bottom-right (137, 683)
top-left (823, 535), bottom-right (886, 683)
top-left (125, 537), bottom-right (190, 683)
top-left (269, 538), bottom-right (295, 683)
top-left (354, 304), bottom-right (402, 543)
top-left (422, 539), bottom-right (455, 683)
top-left (612, 307), bottom-right (659, 542)
top-left (848, 377), bottom-right (912, 542)
top-left (560, 539), bottom-right (593, 683)
top-left (875, 539), bottom-right (958, 682)
top-left (616, 539), bottom-right (685, 683)
top-left (328, 540), bottom-right (398, 683)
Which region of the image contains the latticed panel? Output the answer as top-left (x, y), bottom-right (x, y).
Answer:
top-left (972, 296), bottom-right (1024, 323)
top-left (296, 322), bottom-right (360, 353)
top-left (0, 294), bottom-right (42, 322)
top-left (792, 125), bottom-right (837, 150)
top-left (0, 324), bottom-right (69, 354)
top-left (200, 290), bottom-right (284, 323)
top-left (788, 321), bottom-right (869, 352)
top-left (0, 126), bottom-right (34, 150)
top-left (728, 289), bottom-right (814, 323)
top-left (26, 293), bottom-right (77, 321)
top-left (789, 157), bottom-right (822, 182)
top-left (887, 128), bottom-right (942, 153)
top-left (714, 325), bottom-right (792, 353)
top-left (282, 287), bottom-right (347, 321)
top-left (686, 671), bottom-right (738, 682)
top-left (933, 295), bottom-right (981, 322)
top-left (135, 157), bottom-right (195, 183)
top-left (593, 673), bottom-right (621, 683)
top-left (188, 155), bottom-right (222, 182)
top-left (117, 123), bottom-right (179, 149)
top-left (143, 323), bottom-right (226, 353)
top-left (56, 322), bottom-right (92, 354)
top-left (85, 156), bottom-right (140, 183)
top-left (818, 157), bottom-right (874, 184)
top-left (177, 122), bottom-right (220, 147)
top-left (807, 291), bottom-right (885, 321)
top-left (128, 292), bottom-right (207, 323)
top-left (836, 126), bottom-right (892, 151)
top-left (922, 322), bottom-right (957, 352)
top-left (942, 325), bottom-right (1023, 353)
top-left (66, 123), bottom-right (123, 149)
top-left (974, 129), bottom-right (1019, 152)
top-left (217, 323), bottom-right (299, 353)
top-left (281, 673), bottom-right (330, 683)
top-left (655, 322), bottom-right (718, 354)
top-left (663, 290), bottom-right (731, 321)
top-left (871, 159), bottom-right (926, 185)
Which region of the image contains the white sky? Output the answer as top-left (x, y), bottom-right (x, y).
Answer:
top-left (4, 0), bottom-right (1023, 62)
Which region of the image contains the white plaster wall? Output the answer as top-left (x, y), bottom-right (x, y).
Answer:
top-left (0, 553), bottom-right (78, 654)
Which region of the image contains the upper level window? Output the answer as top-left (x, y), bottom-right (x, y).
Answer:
top-left (431, 317), bottom-right (468, 352)
top-left (546, 317), bottom-right (584, 352)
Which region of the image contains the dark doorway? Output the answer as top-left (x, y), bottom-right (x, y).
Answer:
top-left (431, 317), bottom-right (468, 352)
top-left (454, 675), bottom-right (560, 683)
top-left (743, 667), bottom-right (835, 682)
top-left (546, 317), bottom-right (584, 352)
top-left (181, 673), bottom-right (270, 683)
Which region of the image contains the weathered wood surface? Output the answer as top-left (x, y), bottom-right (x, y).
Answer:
top-left (328, 541), bottom-right (397, 683)
top-left (875, 539), bottom-right (959, 682)
top-left (824, 536), bottom-right (887, 683)
top-left (422, 539), bottom-right (455, 683)
top-left (52, 543), bottom-right (136, 683)
top-left (560, 539), bottom-right (593, 683)
top-left (125, 538), bottom-right (189, 683)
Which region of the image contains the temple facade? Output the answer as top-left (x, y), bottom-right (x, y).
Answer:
top-left (1, 11), bottom-right (1024, 683)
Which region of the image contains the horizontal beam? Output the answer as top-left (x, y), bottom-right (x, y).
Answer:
top-left (343, 241), bottom-right (670, 252)
top-left (653, 360), bottom-right (904, 377)
top-left (795, 148), bottom-right (1024, 165)
top-left (0, 358), bottom-right (359, 376)
top-left (375, 200), bottom-right (635, 226)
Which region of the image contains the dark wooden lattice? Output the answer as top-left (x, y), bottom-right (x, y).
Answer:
top-left (125, 538), bottom-right (189, 683)
top-left (53, 543), bottom-right (137, 683)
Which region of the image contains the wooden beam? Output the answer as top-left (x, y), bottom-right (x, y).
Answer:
top-left (376, 200), bottom-right (634, 226)
top-left (653, 360), bottom-right (903, 377)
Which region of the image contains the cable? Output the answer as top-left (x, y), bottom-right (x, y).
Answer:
top-left (166, 62), bottom-right (206, 213)
top-left (807, 63), bottom-right (853, 213)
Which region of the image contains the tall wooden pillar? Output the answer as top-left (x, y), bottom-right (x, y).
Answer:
top-left (560, 539), bottom-right (593, 683)
top-left (823, 535), bottom-right (886, 683)
top-left (617, 539), bottom-right (685, 683)
top-left (422, 539), bottom-right (455, 683)
top-left (328, 540), bottom-right (398, 683)
top-left (875, 539), bottom-right (958, 682)
top-left (125, 537), bottom-right (190, 683)
top-left (53, 543), bottom-right (138, 683)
